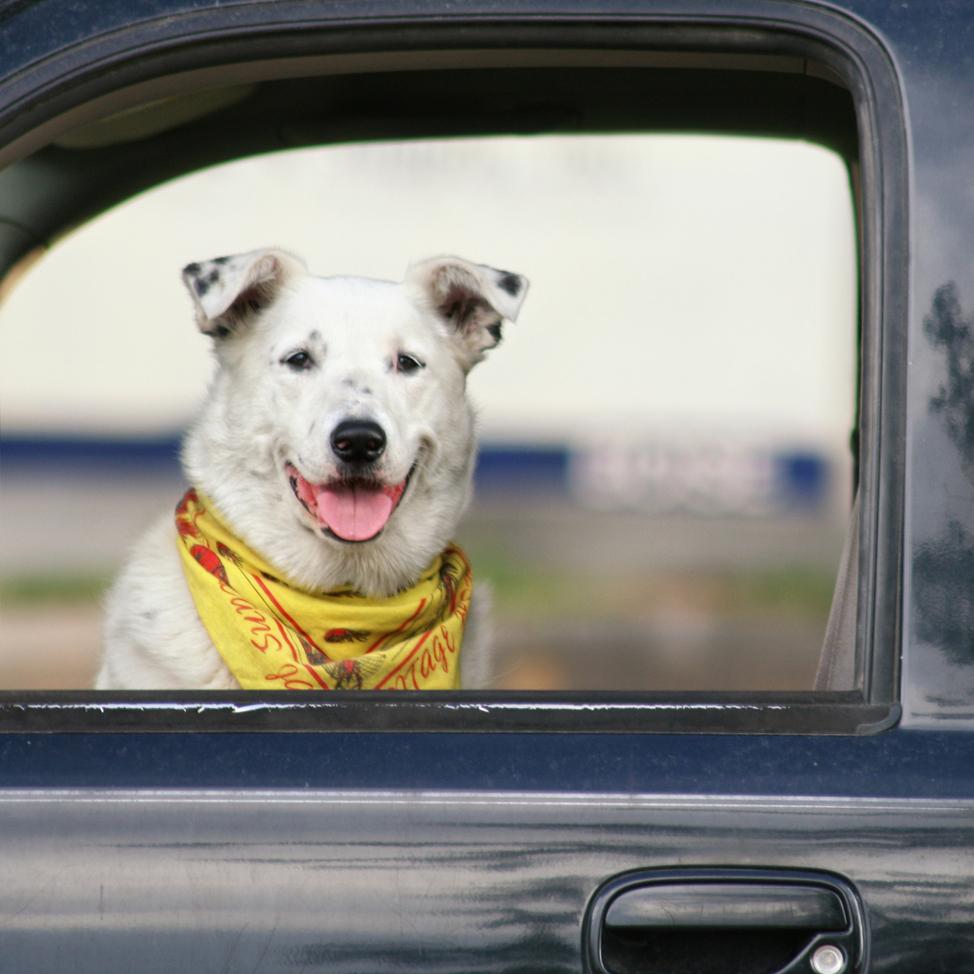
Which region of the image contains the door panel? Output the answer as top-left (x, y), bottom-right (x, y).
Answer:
top-left (0, 790), bottom-right (969, 972)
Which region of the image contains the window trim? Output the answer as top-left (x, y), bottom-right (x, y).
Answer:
top-left (0, 691), bottom-right (900, 734)
top-left (0, 1), bottom-right (907, 734)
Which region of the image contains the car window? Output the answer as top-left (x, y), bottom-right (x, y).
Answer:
top-left (0, 132), bottom-right (856, 692)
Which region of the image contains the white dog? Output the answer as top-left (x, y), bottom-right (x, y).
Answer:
top-left (96, 249), bottom-right (527, 690)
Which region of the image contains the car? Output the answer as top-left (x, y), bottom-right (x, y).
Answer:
top-left (0, 0), bottom-right (971, 971)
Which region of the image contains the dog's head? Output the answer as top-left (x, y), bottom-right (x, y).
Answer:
top-left (181, 248), bottom-right (527, 596)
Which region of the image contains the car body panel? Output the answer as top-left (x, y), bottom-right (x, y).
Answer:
top-left (0, 786), bottom-right (971, 972)
top-left (0, 731), bottom-right (970, 969)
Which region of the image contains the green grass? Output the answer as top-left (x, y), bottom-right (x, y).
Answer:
top-left (468, 550), bottom-right (836, 622)
top-left (466, 551), bottom-right (588, 613)
top-left (716, 568), bottom-right (836, 617)
top-left (0, 561), bottom-right (836, 622)
top-left (0, 572), bottom-right (111, 606)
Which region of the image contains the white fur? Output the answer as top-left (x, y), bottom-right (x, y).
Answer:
top-left (96, 250), bottom-right (527, 690)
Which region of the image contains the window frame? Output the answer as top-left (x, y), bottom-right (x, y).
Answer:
top-left (0, 0), bottom-right (907, 734)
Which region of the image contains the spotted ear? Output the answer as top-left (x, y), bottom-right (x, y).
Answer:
top-left (407, 257), bottom-right (528, 368)
top-left (182, 248), bottom-right (306, 338)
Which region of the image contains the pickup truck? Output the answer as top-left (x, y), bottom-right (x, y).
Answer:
top-left (0, 1), bottom-right (971, 971)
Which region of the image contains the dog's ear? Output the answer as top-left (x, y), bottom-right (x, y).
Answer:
top-left (182, 248), bottom-right (306, 338)
top-left (407, 257), bottom-right (528, 369)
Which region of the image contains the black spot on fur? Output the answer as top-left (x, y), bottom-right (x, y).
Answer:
top-left (497, 272), bottom-right (521, 296)
top-left (184, 262), bottom-right (201, 276)
top-left (213, 256), bottom-right (232, 265)
top-left (486, 323), bottom-right (502, 343)
top-left (194, 268), bottom-right (221, 297)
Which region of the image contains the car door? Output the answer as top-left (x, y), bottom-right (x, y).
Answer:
top-left (0, 1), bottom-right (972, 972)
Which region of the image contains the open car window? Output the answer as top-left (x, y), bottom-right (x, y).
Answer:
top-left (0, 21), bottom-right (906, 731)
top-left (0, 131), bottom-right (856, 692)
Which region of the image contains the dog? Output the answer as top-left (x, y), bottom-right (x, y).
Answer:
top-left (95, 249), bottom-right (527, 690)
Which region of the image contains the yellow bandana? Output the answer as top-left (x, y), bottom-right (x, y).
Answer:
top-left (175, 488), bottom-right (469, 690)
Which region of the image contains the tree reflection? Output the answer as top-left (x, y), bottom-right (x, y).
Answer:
top-left (915, 282), bottom-right (974, 665)
top-left (924, 281), bottom-right (974, 472)
top-left (914, 522), bottom-right (974, 665)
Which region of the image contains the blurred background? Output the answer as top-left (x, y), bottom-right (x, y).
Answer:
top-left (0, 134), bottom-right (856, 689)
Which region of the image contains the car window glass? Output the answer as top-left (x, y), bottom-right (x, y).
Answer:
top-left (0, 134), bottom-right (856, 690)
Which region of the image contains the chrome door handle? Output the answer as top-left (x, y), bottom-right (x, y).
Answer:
top-left (585, 869), bottom-right (867, 974)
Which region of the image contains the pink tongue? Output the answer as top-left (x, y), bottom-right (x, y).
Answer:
top-left (317, 483), bottom-right (397, 541)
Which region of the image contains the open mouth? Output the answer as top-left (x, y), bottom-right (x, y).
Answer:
top-left (285, 462), bottom-right (410, 543)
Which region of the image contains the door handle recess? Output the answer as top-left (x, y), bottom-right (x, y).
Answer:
top-left (605, 883), bottom-right (846, 930)
top-left (585, 869), bottom-right (867, 974)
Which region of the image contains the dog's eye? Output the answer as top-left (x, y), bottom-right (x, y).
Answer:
top-left (397, 353), bottom-right (424, 374)
top-left (283, 351), bottom-right (313, 371)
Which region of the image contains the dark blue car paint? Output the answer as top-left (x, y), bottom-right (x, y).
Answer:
top-left (0, 730), bottom-right (971, 798)
top-left (0, 0), bottom-right (973, 969)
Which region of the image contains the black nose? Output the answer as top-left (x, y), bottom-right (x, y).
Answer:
top-left (331, 420), bottom-right (386, 465)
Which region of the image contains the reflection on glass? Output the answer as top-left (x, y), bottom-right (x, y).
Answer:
top-left (0, 135), bottom-right (856, 690)
top-left (912, 282), bottom-right (974, 679)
